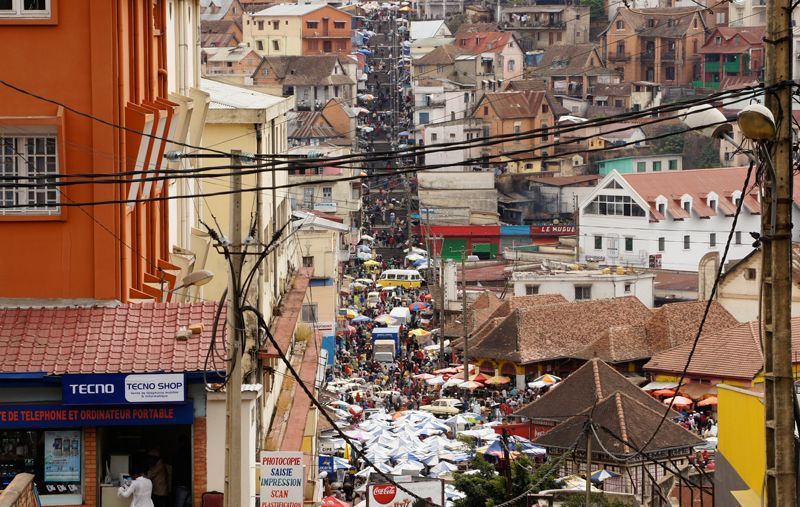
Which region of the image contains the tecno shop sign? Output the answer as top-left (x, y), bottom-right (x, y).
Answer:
top-left (367, 479), bottom-right (444, 507)
top-left (61, 373), bottom-right (186, 405)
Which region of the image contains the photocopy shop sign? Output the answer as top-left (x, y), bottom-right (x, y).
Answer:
top-left (259, 452), bottom-right (304, 507)
top-left (61, 373), bottom-right (185, 405)
top-left (367, 479), bottom-right (444, 507)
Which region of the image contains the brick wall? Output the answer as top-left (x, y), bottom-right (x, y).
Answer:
top-left (83, 427), bottom-right (97, 507)
top-left (193, 417), bottom-right (207, 506)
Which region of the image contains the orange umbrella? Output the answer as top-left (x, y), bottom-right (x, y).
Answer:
top-left (663, 396), bottom-right (693, 407)
top-left (653, 389), bottom-right (677, 397)
top-left (697, 396), bottom-right (718, 407)
top-left (484, 375), bottom-right (512, 385)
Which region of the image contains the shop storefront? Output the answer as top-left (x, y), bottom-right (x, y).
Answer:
top-left (0, 372), bottom-right (210, 507)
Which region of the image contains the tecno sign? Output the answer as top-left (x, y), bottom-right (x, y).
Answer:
top-left (124, 374), bottom-right (185, 403)
top-left (62, 373), bottom-right (186, 405)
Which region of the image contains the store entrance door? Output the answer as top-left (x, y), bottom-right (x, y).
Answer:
top-left (98, 425), bottom-right (192, 507)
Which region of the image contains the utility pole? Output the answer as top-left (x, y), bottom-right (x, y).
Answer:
top-left (224, 151), bottom-right (244, 507)
top-left (501, 428), bottom-right (512, 497)
top-left (585, 423), bottom-right (593, 507)
top-left (438, 246), bottom-right (446, 367)
top-left (762, 0), bottom-right (796, 497)
top-left (462, 252), bottom-right (469, 383)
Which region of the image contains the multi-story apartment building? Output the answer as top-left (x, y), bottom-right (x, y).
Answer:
top-left (201, 44), bottom-right (262, 76)
top-left (578, 168), bottom-right (800, 271)
top-left (412, 78), bottom-right (477, 143)
top-left (470, 90), bottom-right (556, 166)
top-left (601, 7), bottom-right (707, 85)
top-left (453, 30), bottom-right (525, 82)
top-left (696, 26), bottom-right (764, 89)
top-left (499, 5), bottom-right (591, 52)
top-left (251, 55), bottom-right (357, 107)
top-left (245, 3), bottom-right (353, 56)
top-left (728, 0), bottom-right (767, 26)
top-left (530, 44), bottom-right (618, 98)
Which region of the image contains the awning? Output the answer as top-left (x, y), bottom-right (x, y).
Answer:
top-left (641, 381), bottom-right (679, 391)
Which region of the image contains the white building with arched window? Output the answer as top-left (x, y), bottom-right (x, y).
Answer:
top-left (578, 168), bottom-right (800, 271)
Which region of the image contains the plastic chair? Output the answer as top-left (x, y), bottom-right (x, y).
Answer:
top-left (201, 491), bottom-right (224, 507)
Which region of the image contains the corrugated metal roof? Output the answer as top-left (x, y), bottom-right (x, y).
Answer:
top-left (201, 78), bottom-right (288, 110)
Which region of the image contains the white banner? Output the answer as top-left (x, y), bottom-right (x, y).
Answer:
top-left (124, 373), bottom-right (185, 403)
top-left (260, 452), bottom-right (304, 507)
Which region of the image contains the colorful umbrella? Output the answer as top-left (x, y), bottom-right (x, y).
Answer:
top-left (459, 381), bottom-right (483, 390)
top-left (352, 315), bottom-right (372, 323)
top-left (663, 396), bottom-right (693, 407)
top-left (653, 389), bottom-right (677, 397)
top-left (413, 373), bottom-right (435, 380)
top-left (591, 469), bottom-right (621, 483)
top-left (345, 309), bottom-right (358, 319)
top-left (363, 259), bottom-right (380, 266)
top-left (484, 375), bottom-right (512, 385)
top-left (374, 314), bottom-right (397, 325)
top-left (425, 376), bottom-right (445, 386)
top-left (409, 328), bottom-right (431, 337)
top-left (408, 302), bottom-right (430, 312)
top-left (435, 367), bottom-right (458, 374)
top-left (697, 396), bottom-right (718, 407)
top-left (469, 372), bottom-right (490, 383)
top-left (533, 374), bottom-right (561, 384)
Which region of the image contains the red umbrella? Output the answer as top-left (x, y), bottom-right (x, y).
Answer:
top-left (321, 497), bottom-right (350, 507)
top-left (469, 372), bottom-right (490, 383)
top-left (697, 396), bottom-right (718, 407)
top-left (653, 389), bottom-right (676, 397)
top-left (663, 396), bottom-right (693, 407)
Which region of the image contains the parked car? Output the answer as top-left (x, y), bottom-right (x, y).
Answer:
top-left (420, 398), bottom-right (463, 416)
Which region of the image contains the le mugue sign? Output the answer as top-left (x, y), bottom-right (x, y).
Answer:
top-left (259, 452), bottom-right (304, 507)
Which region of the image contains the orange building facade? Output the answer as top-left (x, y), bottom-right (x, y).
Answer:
top-left (0, 0), bottom-right (180, 302)
top-left (602, 7), bottom-right (707, 86)
top-left (471, 90), bottom-right (555, 161)
top-left (301, 5), bottom-right (353, 55)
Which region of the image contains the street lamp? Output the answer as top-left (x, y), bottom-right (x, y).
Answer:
top-left (163, 270), bottom-right (214, 302)
top-left (737, 104), bottom-right (777, 141)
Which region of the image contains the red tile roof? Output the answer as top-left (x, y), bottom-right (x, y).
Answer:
top-left (466, 296), bottom-right (738, 365)
top-left (453, 31), bottom-right (513, 55)
top-left (619, 167), bottom-right (799, 222)
top-left (645, 316), bottom-right (800, 380)
top-left (478, 90), bottom-right (547, 120)
top-left (0, 303), bottom-right (225, 375)
top-left (515, 358), bottom-right (670, 422)
top-left (534, 391), bottom-right (703, 456)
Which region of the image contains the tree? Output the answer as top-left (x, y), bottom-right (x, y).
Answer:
top-left (453, 455), bottom-right (560, 507)
top-left (581, 0), bottom-right (605, 20)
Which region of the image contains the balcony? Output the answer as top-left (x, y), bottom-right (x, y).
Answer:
top-left (503, 20), bottom-right (566, 30)
top-left (705, 61), bottom-right (720, 72)
top-left (661, 51), bottom-right (676, 62)
top-left (640, 51), bottom-right (655, 63)
top-left (693, 80), bottom-right (721, 89)
top-left (608, 53), bottom-right (630, 63)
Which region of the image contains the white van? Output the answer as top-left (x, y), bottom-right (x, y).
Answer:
top-left (376, 269), bottom-right (424, 288)
top-left (389, 306), bottom-right (411, 326)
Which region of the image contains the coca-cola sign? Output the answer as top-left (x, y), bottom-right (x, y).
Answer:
top-left (367, 480), bottom-right (444, 507)
top-left (372, 485), bottom-right (397, 504)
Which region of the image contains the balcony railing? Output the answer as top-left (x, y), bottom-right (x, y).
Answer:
top-left (641, 51), bottom-right (655, 62)
top-left (693, 80), bottom-right (721, 89)
top-left (608, 53), bottom-right (630, 62)
top-left (661, 51), bottom-right (676, 62)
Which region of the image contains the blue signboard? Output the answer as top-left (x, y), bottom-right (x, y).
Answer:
top-left (61, 373), bottom-right (186, 405)
top-left (0, 402), bottom-right (194, 429)
top-left (321, 336), bottom-right (336, 366)
top-left (318, 455), bottom-right (334, 476)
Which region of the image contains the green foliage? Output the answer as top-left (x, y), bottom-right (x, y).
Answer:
top-left (452, 455), bottom-right (560, 507)
top-left (562, 493), bottom-right (627, 506)
top-left (649, 124), bottom-right (685, 155)
top-left (581, 0), bottom-right (605, 20)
